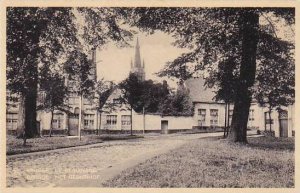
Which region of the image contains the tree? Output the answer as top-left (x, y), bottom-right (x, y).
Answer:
top-left (38, 73), bottom-right (69, 137)
top-left (7, 7), bottom-right (134, 139)
top-left (128, 7), bottom-right (294, 143)
top-left (64, 50), bottom-right (96, 139)
top-left (119, 73), bottom-right (145, 135)
top-left (253, 35), bottom-right (295, 131)
top-left (207, 58), bottom-right (237, 137)
top-left (141, 80), bottom-right (170, 113)
top-left (7, 8), bottom-right (79, 138)
top-left (158, 82), bottom-right (193, 116)
top-left (94, 79), bottom-right (116, 134)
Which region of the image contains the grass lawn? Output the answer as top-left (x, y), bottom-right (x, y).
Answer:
top-left (6, 134), bottom-right (143, 155)
top-left (104, 136), bottom-right (294, 188)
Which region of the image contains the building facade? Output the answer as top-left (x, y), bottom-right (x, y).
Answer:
top-left (6, 48), bottom-right (99, 136)
top-left (187, 78), bottom-right (295, 137)
top-left (6, 39), bottom-right (295, 137)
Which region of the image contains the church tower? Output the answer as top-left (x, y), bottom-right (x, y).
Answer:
top-left (130, 37), bottom-right (145, 81)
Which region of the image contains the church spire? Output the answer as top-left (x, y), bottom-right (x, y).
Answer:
top-left (130, 37), bottom-right (145, 81)
top-left (134, 37), bottom-right (142, 68)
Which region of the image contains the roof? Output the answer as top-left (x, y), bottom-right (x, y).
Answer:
top-left (185, 78), bottom-right (222, 103)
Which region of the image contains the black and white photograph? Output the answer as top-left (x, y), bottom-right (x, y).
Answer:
top-left (1, 0), bottom-right (297, 192)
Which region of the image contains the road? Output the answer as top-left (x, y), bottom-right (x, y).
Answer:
top-left (6, 132), bottom-right (235, 187)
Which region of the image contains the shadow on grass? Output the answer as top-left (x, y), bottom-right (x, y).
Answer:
top-left (99, 135), bottom-right (144, 141)
top-left (247, 136), bottom-right (294, 151)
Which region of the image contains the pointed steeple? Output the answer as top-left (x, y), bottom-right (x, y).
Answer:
top-left (130, 37), bottom-right (145, 81)
top-left (134, 37), bottom-right (142, 68)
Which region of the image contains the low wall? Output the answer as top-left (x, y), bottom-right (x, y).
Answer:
top-left (41, 129), bottom-right (68, 136)
top-left (132, 114), bottom-right (194, 131)
top-left (99, 129), bottom-right (192, 135)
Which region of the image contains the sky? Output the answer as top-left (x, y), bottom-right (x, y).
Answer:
top-left (96, 31), bottom-right (188, 88)
top-left (94, 12), bottom-right (294, 90)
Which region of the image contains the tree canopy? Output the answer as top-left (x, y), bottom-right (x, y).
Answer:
top-left (7, 7), bottom-right (134, 138)
top-left (119, 73), bottom-right (192, 116)
top-left (126, 7), bottom-right (295, 142)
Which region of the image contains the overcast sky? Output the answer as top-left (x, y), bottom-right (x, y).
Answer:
top-left (96, 31), bottom-right (188, 88)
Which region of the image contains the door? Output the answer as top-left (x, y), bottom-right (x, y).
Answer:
top-left (279, 110), bottom-right (288, 137)
top-left (161, 120), bottom-right (168, 134)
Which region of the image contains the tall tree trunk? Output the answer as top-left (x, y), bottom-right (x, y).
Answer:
top-left (23, 39), bottom-right (40, 138)
top-left (224, 103), bottom-right (227, 138)
top-left (16, 94), bottom-right (25, 138)
top-left (50, 109), bottom-right (54, 137)
top-left (130, 107), bottom-right (133, 136)
top-left (96, 110), bottom-right (98, 135)
top-left (268, 108), bottom-right (272, 132)
top-left (228, 10), bottom-right (259, 143)
top-left (226, 103), bottom-right (230, 137)
top-left (99, 112), bottom-right (102, 136)
top-left (24, 89), bottom-right (38, 138)
top-left (78, 94), bottom-right (83, 140)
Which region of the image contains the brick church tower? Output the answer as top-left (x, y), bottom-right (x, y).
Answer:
top-left (130, 38), bottom-right (145, 81)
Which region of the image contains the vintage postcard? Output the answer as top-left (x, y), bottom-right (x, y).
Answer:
top-left (0, 0), bottom-right (298, 193)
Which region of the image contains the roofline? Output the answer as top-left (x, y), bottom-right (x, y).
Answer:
top-left (192, 101), bottom-right (225, 104)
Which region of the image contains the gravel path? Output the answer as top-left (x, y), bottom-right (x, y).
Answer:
top-left (6, 132), bottom-right (224, 187)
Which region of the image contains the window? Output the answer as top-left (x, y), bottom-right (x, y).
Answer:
top-left (197, 109), bottom-right (206, 126)
top-left (249, 109), bottom-right (255, 121)
top-left (52, 113), bottom-right (64, 129)
top-left (264, 111), bottom-right (273, 131)
top-left (107, 115), bottom-right (117, 125)
top-left (84, 114), bottom-right (95, 129)
top-left (121, 115), bottom-right (131, 125)
top-left (6, 113), bottom-right (18, 130)
top-left (210, 109), bottom-right (218, 127)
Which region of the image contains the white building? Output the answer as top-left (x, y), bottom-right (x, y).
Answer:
top-left (6, 39), bottom-right (295, 137)
top-left (187, 78), bottom-right (295, 137)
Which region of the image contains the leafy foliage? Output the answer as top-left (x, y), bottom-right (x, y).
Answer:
top-left (119, 73), bottom-right (192, 116)
top-left (254, 36), bottom-right (295, 110)
top-left (38, 73), bottom-right (69, 113)
top-left (158, 86), bottom-right (193, 116)
top-left (64, 49), bottom-right (95, 96)
top-left (95, 79), bottom-right (117, 113)
top-left (6, 7), bottom-right (134, 138)
top-left (119, 73), bottom-right (147, 113)
top-left (127, 7), bottom-right (294, 142)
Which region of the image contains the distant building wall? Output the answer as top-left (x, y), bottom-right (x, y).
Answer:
top-left (249, 103), bottom-right (295, 137)
top-left (6, 90), bottom-right (295, 137)
top-left (193, 102), bottom-right (228, 128)
top-left (100, 109), bottom-right (194, 132)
